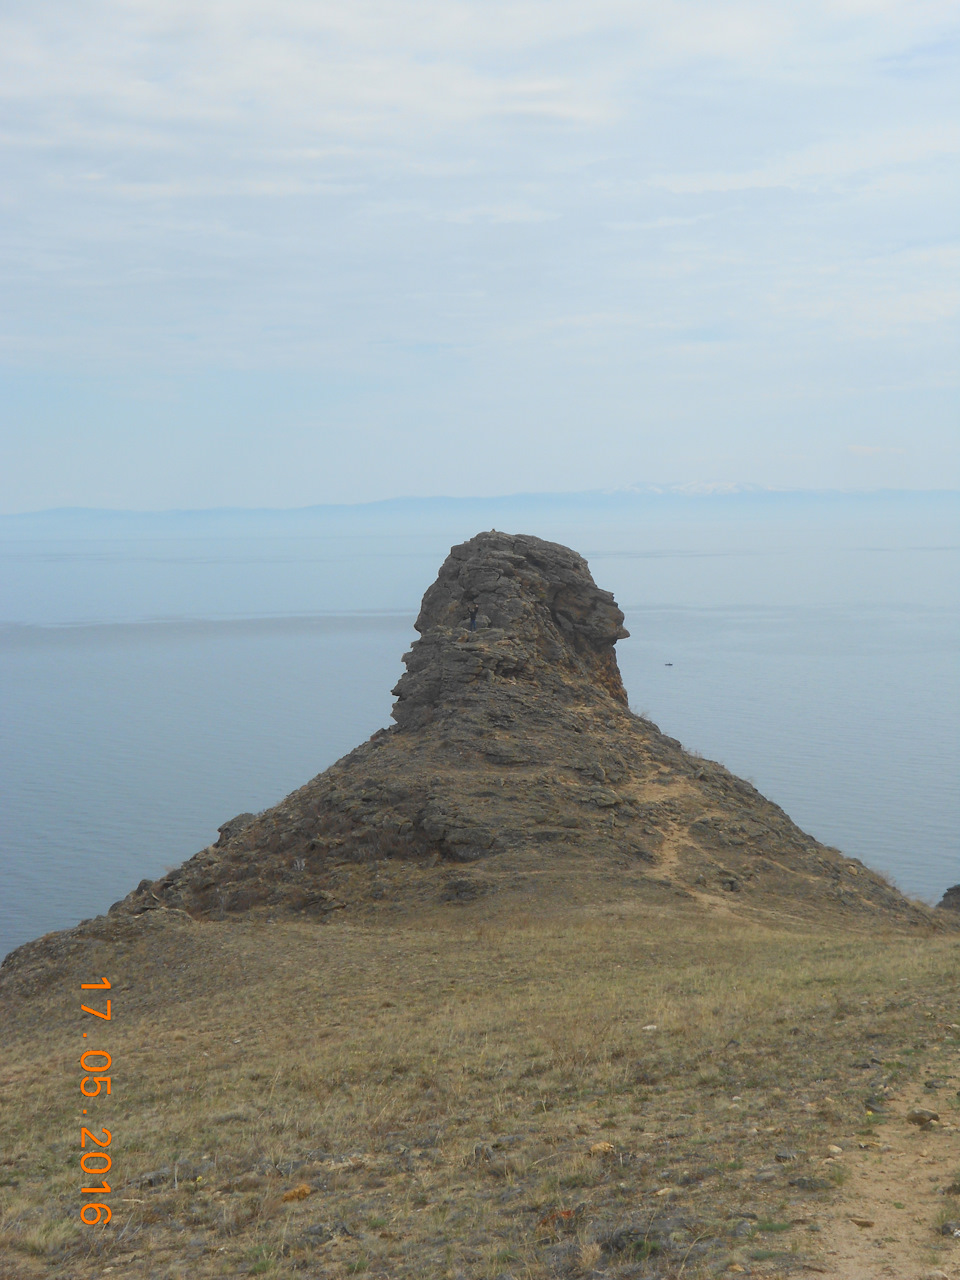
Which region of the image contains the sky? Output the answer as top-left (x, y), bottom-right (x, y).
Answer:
top-left (1, 0), bottom-right (958, 511)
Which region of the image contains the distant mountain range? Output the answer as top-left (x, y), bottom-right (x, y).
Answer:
top-left (1, 487), bottom-right (957, 539)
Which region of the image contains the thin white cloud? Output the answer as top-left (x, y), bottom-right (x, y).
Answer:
top-left (847, 445), bottom-right (906, 456)
top-left (430, 204), bottom-right (559, 225)
top-left (111, 178), bottom-right (365, 199)
top-left (653, 125), bottom-right (960, 195)
top-left (2, 1), bottom-right (956, 149)
top-left (605, 216), bottom-right (712, 231)
top-left (0, 0), bottom-right (958, 500)
top-left (770, 243), bottom-right (960, 338)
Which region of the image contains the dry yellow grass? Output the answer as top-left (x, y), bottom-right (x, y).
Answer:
top-left (2, 894), bottom-right (959, 1278)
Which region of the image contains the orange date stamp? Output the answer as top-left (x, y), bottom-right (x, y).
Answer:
top-left (79, 977), bottom-right (113, 1225)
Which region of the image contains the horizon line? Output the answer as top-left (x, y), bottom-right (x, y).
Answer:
top-left (3, 484), bottom-right (960, 519)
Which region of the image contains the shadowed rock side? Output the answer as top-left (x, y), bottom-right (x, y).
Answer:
top-left (1, 532), bottom-right (952, 983)
top-left (391, 531), bottom-right (631, 728)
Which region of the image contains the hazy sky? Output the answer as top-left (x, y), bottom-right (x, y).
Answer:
top-left (1, 0), bottom-right (958, 510)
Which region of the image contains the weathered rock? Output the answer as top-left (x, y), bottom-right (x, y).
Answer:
top-left (789, 1175), bottom-right (831, 1191)
top-left (216, 813), bottom-right (258, 845)
top-left (2, 531), bottom-right (954, 981)
top-left (907, 1108), bottom-right (940, 1126)
top-left (602, 1211), bottom-right (706, 1255)
top-left (391, 532), bottom-right (629, 729)
top-left (936, 884), bottom-right (960, 912)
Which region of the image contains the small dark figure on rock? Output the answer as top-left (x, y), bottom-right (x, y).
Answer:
top-left (468, 603), bottom-right (479, 632)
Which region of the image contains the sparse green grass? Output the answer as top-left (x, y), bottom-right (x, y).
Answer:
top-left (1, 898), bottom-right (959, 1277)
top-left (246, 1243), bottom-right (278, 1274)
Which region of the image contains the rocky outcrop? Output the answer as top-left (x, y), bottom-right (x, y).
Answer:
top-left (102, 529), bottom-right (948, 931)
top-left (2, 531), bottom-right (952, 977)
top-left (936, 885), bottom-right (960, 913)
top-left (391, 532), bottom-right (629, 728)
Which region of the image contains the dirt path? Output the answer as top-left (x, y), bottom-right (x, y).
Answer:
top-left (815, 1103), bottom-right (959, 1280)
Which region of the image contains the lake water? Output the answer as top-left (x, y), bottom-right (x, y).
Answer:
top-left (2, 497), bottom-right (958, 960)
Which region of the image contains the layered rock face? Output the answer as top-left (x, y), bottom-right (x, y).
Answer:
top-left (88, 530), bottom-right (939, 931)
top-left (392, 532), bottom-right (630, 728)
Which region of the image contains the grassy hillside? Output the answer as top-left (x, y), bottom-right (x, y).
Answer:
top-left (2, 889), bottom-right (959, 1279)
